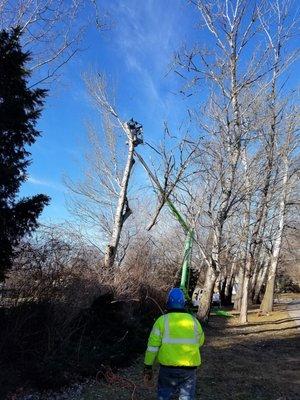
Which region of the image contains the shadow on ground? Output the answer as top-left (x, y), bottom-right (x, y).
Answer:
top-left (3, 305), bottom-right (299, 400)
top-left (89, 312), bottom-right (300, 400)
top-left (196, 314), bottom-right (300, 400)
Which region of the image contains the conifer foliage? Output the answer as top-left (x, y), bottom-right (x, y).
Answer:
top-left (0, 27), bottom-right (50, 280)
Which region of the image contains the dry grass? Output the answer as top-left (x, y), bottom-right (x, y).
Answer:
top-left (80, 295), bottom-right (300, 400)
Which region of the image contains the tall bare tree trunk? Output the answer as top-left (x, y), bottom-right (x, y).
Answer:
top-left (197, 219), bottom-right (223, 321)
top-left (219, 276), bottom-right (227, 305)
top-left (260, 152), bottom-right (289, 314)
top-left (250, 263), bottom-right (259, 298)
top-left (197, 266), bottom-right (218, 321)
top-left (256, 2), bottom-right (296, 314)
top-left (239, 258), bottom-right (251, 324)
top-left (238, 144), bottom-right (252, 323)
top-left (104, 122), bottom-right (142, 268)
top-left (224, 267), bottom-right (235, 305)
top-left (189, 1), bottom-right (252, 322)
top-left (234, 266), bottom-right (244, 311)
top-left (253, 261), bottom-right (269, 304)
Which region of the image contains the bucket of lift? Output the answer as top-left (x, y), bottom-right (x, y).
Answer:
top-left (126, 118), bottom-right (143, 146)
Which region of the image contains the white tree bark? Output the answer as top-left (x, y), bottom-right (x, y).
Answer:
top-left (104, 127), bottom-right (135, 269)
top-left (234, 265), bottom-right (244, 311)
top-left (238, 145), bottom-right (252, 323)
top-left (239, 257), bottom-right (251, 324)
top-left (260, 151), bottom-right (289, 314)
top-left (197, 265), bottom-right (217, 321)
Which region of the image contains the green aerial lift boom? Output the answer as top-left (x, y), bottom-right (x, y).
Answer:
top-left (166, 199), bottom-right (195, 298)
top-left (134, 150), bottom-right (195, 299)
top-left (132, 120), bottom-right (233, 317)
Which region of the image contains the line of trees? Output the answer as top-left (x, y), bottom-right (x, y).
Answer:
top-left (67, 0), bottom-right (299, 324)
top-left (1, 0), bottom-right (298, 327)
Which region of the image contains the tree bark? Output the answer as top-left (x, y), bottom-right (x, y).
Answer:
top-left (104, 126), bottom-right (135, 269)
top-left (234, 266), bottom-right (244, 311)
top-left (237, 146), bottom-right (252, 322)
top-left (224, 274), bottom-right (234, 305)
top-left (250, 262), bottom-right (260, 303)
top-left (219, 276), bottom-right (227, 306)
top-left (197, 265), bottom-right (218, 321)
top-left (260, 153), bottom-right (289, 314)
top-left (239, 257), bottom-right (251, 324)
top-left (221, 261), bottom-right (235, 305)
top-left (192, 2), bottom-right (246, 322)
top-left (253, 261), bottom-right (269, 304)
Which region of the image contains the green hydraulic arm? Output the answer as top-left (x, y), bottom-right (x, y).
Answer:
top-left (135, 151), bottom-right (195, 298)
top-left (166, 199), bottom-right (194, 298)
top-left (180, 228), bottom-right (194, 297)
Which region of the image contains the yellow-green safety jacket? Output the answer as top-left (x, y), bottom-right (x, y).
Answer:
top-left (144, 311), bottom-right (205, 367)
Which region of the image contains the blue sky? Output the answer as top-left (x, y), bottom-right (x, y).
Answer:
top-left (20, 0), bottom-right (299, 223)
top-left (21, 0), bottom-right (203, 223)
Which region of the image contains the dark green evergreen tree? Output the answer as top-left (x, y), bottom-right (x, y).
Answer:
top-left (0, 27), bottom-right (50, 280)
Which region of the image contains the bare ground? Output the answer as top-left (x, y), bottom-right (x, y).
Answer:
top-left (80, 294), bottom-right (300, 400)
top-left (10, 294), bottom-right (300, 400)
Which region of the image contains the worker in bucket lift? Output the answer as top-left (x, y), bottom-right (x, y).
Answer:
top-left (143, 288), bottom-right (205, 400)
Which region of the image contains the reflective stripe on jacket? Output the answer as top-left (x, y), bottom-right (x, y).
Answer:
top-left (144, 312), bottom-right (205, 367)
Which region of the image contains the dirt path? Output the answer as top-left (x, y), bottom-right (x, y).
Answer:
top-left (288, 300), bottom-right (300, 329)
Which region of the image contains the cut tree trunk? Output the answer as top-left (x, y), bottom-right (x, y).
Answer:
top-left (104, 125), bottom-right (136, 269)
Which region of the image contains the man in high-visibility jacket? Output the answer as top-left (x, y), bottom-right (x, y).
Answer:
top-left (143, 288), bottom-right (205, 400)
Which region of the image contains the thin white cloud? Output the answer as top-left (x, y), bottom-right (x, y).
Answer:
top-left (27, 176), bottom-right (65, 192)
top-left (108, 0), bottom-right (183, 109)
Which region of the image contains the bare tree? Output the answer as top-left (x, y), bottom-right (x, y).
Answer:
top-left (259, 111), bottom-right (298, 314)
top-left (239, 0), bottom-right (299, 323)
top-left (103, 119), bottom-right (143, 269)
top-left (66, 74), bottom-right (143, 269)
top-left (176, 0), bottom-right (266, 321)
top-left (173, 0), bottom-right (299, 324)
top-left (0, 0), bottom-right (106, 86)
